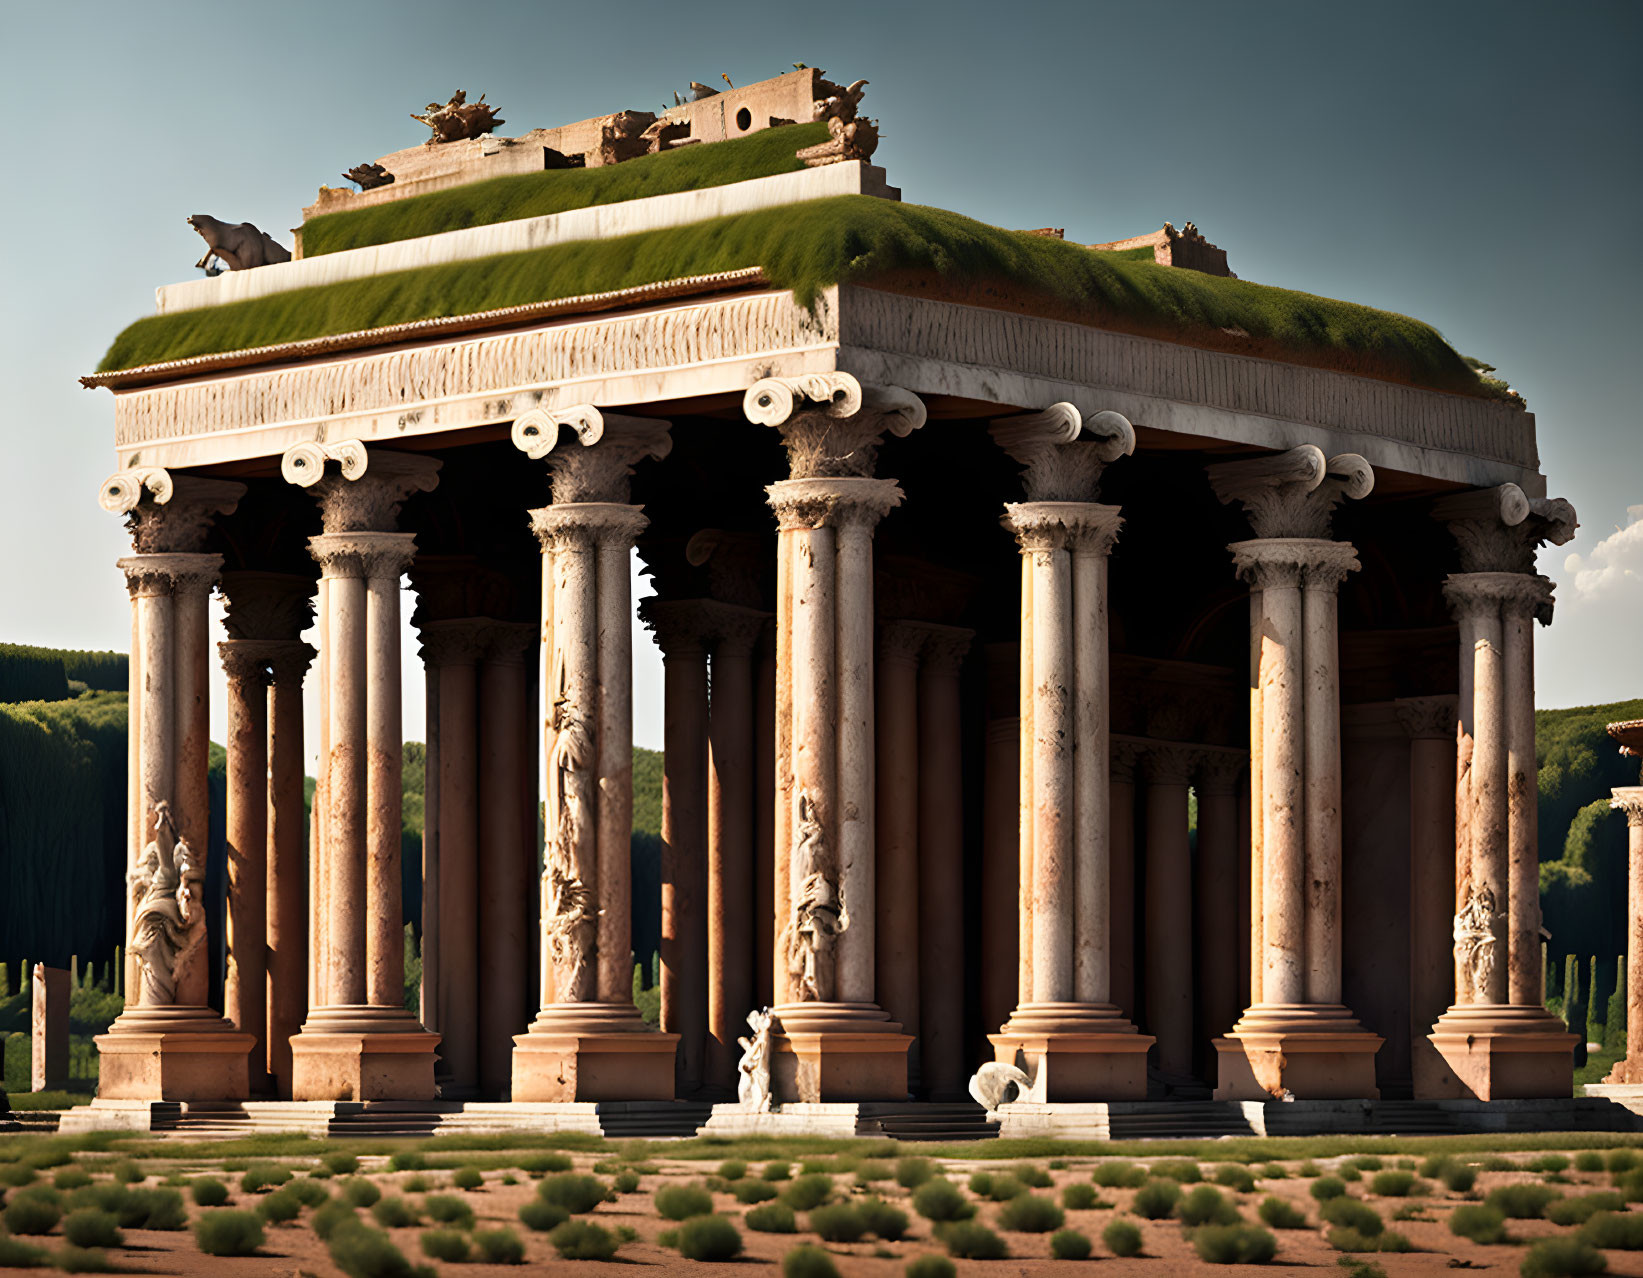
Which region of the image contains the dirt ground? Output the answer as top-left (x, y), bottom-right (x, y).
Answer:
top-left (10, 1145), bottom-right (1643, 1276)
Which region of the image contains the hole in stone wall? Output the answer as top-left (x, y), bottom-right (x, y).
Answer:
top-left (735, 106), bottom-right (752, 131)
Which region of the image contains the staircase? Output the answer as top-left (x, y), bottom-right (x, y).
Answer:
top-left (1106, 1102), bottom-right (1257, 1141)
top-left (857, 1103), bottom-right (999, 1143)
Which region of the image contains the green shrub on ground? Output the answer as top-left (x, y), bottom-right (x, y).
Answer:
top-left (4, 1193), bottom-right (62, 1234)
top-left (53, 1168), bottom-right (92, 1191)
top-left (809, 1202), bottom-right (866, 1242)
top-left (1177, 1185), bottom-right (1240, 1228)
top-left (733, 1178), bottom-right (776, 1204)
top-left (1340, 1166), bottom-right (1362, 1182)
top-left (1606, 1149), bottom-right (1639, 1173)
top-left (745, 1201), bottom-right (796, 1233)
top-left (0, 1164), bottom-right (38, 1188)
top-left (782, 1245), bottom-right (840, 1278)
top-left (895, 1157), bottom-right (934, 1189)
top-left (1103, 1217), bottom-right (1143, 1257)
top-left (537, 1173), bottom-right (607, 1214)
top-left (311, 1199), bottom-right (356, 1240)
top-left (329, 1219), bottom-right (431, 1278)
top-left (1369, 1171), bottom-right (1423, 1197)
top-left (1520, 1237), bottom-right (1609, 1277)
top-left (341, 1178), bottom-right (382, 1208)
top-left (1062, 1183), bottom-right (1097, 1210)
top-left (1132, 1178), bottom-right (1182, 1219)
top-left (1575, 1152), bottom-right (1606, 1173)
top-left (655, 1183), bottom-right (714, 1220)
top-left (1487, 1184), bottom-right (1561, 1218)
top-left (1548, 1192), bottom-right (1625, 1226)
top-left (291, 1177), bottom-right (329, 1208)
top-left (387, 1152), bottom-right (425, 1173)
top-left (62, 1208), bottom-right (122, 1249)
top-left (1051, 1227), bottom-right (1092, 1259)
top-left (1442, 1163), bottom-right (1479, 1193)
top-left (131, 1187), bottom-right (186, 1230)
top-left (936, 1218), bottom-right (1009, 1259)
top-left (762, 1161), bottom-right (792, 1182)
top-left (1260, 1163), bottom-right (1288, 1180)
top-left (972, 1172), bottom-right (1025, 1201)
top-left (717, 1160), bottom-right (747, 1182)
top-left (1258, 1196), bottom-right (1308, 1228)
top-left (611, 1168), bottom-right (640, 1194)
top-left (419, 1229), bottom-right (469, 1262)
top-left (549, 1219), bottom-right (620, 1260)
top-left (912, 1178), bottom-right (973, 1222)
top-left (1151, 1159), bottom-right (1202, 1183)
top-left (997, 1193), bottom-right (1064, 1233)
top-left (1581, 1210), bottom-right (1643, 1248)
top-left (905, 1256), bottom-right (955, 1278)
top-left (1450, 1203), bottom-right (1509, 1243)
top-left (473, 1228), bottom-right (525, 1264)
top-left (518, 1153), bottom-right (573, 1176)
top-left (450, 1166), bottom-right (483, 1191)
top-left (189, 1176), bottom-right (229, 1207)
top-left (671, 1215), bottom-right (742, 1261)
top-left (54, 1246), bottom-right (119, 1273)
top-left (400, 1175), bottom-right (428, 1194)
top-left (193, 1209), bottom-right (265, 1256)
top-left (1531, 1155), bottom-right (1572, 1174)
top-left (108, 1162), bottom-right (143, 1186)
top-left (1321, 1197), bottom-right (1383, 1235)
top-left (423, 1194), bottom-right (474, 1230)
top-left (855, 1160), bottom-right (892, 1185)
top-left (324, 1153), bottom-right (360, 1175)
top-left (371, 1196), bottom-right (419, 1228)
top-left (1091, 1160), bottom-right (1146, 1188)
top-left (1311, 1176), bottom-right (1348, 1201)
top-left (239, 1164), bottom-right (291, 1194)
top-left (1012, 1163), bottom-right (1052, 1189)
top-left (1296, 1162), bottom-right (1322, 1178)
top-left (1328, 1227), bottom-right (1412, 1253)
top-left (1348, 1156), bottom-right (1384, 1172)
top-left (859, 1197), bottom-right (908, 1241)
top-left (1214, 1163), bottom-right (1257, 1192)
top-left (258, 1186), bottom-right (302, 1223)
top-left (1190, 1222), bottom-right (1278, 1264)
top-left (518, 1198), bottom-right (569, 1232)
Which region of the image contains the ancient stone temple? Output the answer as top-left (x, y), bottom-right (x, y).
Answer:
top-left (72, 70), bottom-right (1588, 1135)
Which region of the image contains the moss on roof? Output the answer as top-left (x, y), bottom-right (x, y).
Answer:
top-left (98, 195), bottom-right (1494, 399)
top-left (301, 120), bottom-right (833, 257)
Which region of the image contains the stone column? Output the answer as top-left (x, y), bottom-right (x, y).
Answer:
top-left (92, 469), bottom-right (255, 1101)
top-left (980, 645), bottom-right (1020, 1039)
top-left (1396, 696), bottom-right (1458, 1090)
top-left (1419, 484), bottom-right (1578, 1099)
top-left (986, 403), bottom-right (1152, 1100)
top-left (875, 622), bottom-right (925, 1086)
top-left (1108, 740), bottom-right (1139, 1020)
top-left (281, 442), bottom-right (441, 1101)
top-left (1141, 745), bottom-right (1196, 1081)
top-left (1207, 446), bottom-right (1382, 1100)
top-left (31, 966), bottom-right (69, 1092)
top-left (509, 406), bottom-right (680, 1101)
top-left (1606, 786), bottom-right (1643, 1082)
top-left (218, 570), bottom-right (316, 1099)
top-left (478, 622), bottom-right (536, 1098)
top-left (917, 624), bottom-right (973, 1102)
top-left (644, 601), bottom-right (711, 1097)
top-left (742, 373), bottom-right (924, 1101)
top-left (1195, 753), bottom-right (1245, 1071)
top-left (754, 626), bottom-right (777, 1011)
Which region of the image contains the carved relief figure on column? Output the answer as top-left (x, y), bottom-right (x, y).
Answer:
top-left (783, 790), bottom-right (847, 1002)
top-left (128, 801), bottom-right (204, 1005)
top-left (544, 650), bottom-right (598, 1001)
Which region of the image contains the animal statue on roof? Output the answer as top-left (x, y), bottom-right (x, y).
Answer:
top-left (343, 162), bottom-right (395, 191)
top-left (797, 78), bottom-right (879, 167)
top-left (187, 215), bottom-right (291, 272)
top-left (412, 90), bottom-right (503, 145)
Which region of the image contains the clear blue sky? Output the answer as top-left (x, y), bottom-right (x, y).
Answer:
top-left (3, 0), bottom-right (1638, 750)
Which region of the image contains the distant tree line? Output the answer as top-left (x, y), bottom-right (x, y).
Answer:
top-left (0, 644), bottom-right (127, 703)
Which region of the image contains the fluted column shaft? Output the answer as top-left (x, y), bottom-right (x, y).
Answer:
top-left (1616, 791), bottom-right (1643, 1080)
top-left (1502, 593), bottom-right (1540, 1005)
top-left (266, 644), bottom-right (312, 1097)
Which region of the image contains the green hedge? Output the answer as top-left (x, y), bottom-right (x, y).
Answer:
top-left (61, 650), bottom-right (128, 693)
top-left (99, 196), bottom-right (1487, 398)
top-left (303, 120), bottom-right (832, 258)
top-left (0, 644), bottom-right (70, 703)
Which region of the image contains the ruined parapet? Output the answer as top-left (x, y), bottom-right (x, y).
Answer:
top-left (1089, 221), bottom-right (1235, 277)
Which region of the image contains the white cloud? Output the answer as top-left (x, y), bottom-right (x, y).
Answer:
top-left (1564, 504), bottom-right (1643, 599)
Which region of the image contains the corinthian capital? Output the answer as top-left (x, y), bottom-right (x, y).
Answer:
top-left (512, 405), bottom-right (671, 504)
top-left (1443, 570), bottom-right (1555, 625)
top-left (1229, 538), bottom-right (1360, 591)
top-left (282, 441), bottom-right (440, 534)
top-left (220, 572), bottom-right (315, 642)
top-left (100, 468), bottom-right (245, 553)
top-left (1433, 483), bottom-right (1578, 574)
top-left (1394, 695), bottom-right (1458, 741)
top-left (1612, 787), bottom-right (1643, 829)
top-left (1003, 501), bottom-right (1124, 556)
top-left (989, 403), bottom-right (1134, 502)
top-left (1207, 445), bottom-right (1373, 540)
top-left (744, 373), bottom-right (926, 479)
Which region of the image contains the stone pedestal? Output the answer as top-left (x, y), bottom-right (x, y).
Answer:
top-left (511, 1007), bottom-right (680, 1102)
top-left (1604, 787), bottom-right (1643, 1083)
top-left (989, 1006), bottom-right (1153, 1101)
top-left (94, 1008), bottom-right (254, 1100)
top-left (1415, 1004), bottom-right (1579, 1100)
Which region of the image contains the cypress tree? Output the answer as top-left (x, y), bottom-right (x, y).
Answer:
top-left (1567, 955), bottom-right (1588, 1068)
top-left (1590, 953), bottom-right (1606, 1047)
top-left (1607, 957), bottom-right (1628, 1053)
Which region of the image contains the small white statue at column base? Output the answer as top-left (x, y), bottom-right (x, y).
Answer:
top-left (737, 1007), bottom-right (774, 1112)
top-left (968, 1061), bottom-right (1033, 1113)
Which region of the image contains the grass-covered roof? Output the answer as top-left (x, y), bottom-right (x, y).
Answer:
top-left (98, 195), bottom-right (1497, 399)
top-left (302, 120), bottom-right (833, 258)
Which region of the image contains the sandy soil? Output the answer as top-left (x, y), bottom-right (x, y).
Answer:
top-left (13, 1148), bottom-right (1643, 1276)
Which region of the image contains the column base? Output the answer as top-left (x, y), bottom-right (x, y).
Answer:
top-left (92, 1006), bottom-right (255, 1101)
top-left (289, 1006), bottom-right (440, 1101)
top-left (989, 1003), bottom-right (1154, 1101)
top-left (770, 1002), bottom-right (911, 1102)
top-left (511, 1003), bottom-right (679, 1102)
top-left (1213, 1004), bottom-right (1383, 1100)
top-left (1415, 1004), bottom-right (1577, 1100)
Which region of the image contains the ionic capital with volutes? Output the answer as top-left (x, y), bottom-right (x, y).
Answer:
top-left (989, 403), bottom-right (1134, 502)
top-left (528, 502), bottom-right (649, 554)
top-left (117, 552), bottom-right (223, 600)
top-left (1208, 445), bottom-right (1372, 539)
top-left (1612, 787), bottom-right (1643, 829)
top-left (1003, 501), bottom-right (1124, 557)
top-left (220, 571), bottom-right (315, 642)
top-left (1434, 483), bottom-right (1577, 575)
top-left (1394, 695), bottom-right (1458, 741)
top-left (512, 405), bottom-right (672, 504)
top-left (308, 531), bottom-right (418, 582)
top-left (1229, 537), bottom-right (1360, 591)
top-left (1442, 571), bottom-right (1555, 625)
top-left (766, 476), bottom-right (904, 533)
top-left (282, 441), bottom-right (441, 534)
top-left (101, 469), bottom-right (245, 554)
top-left (744, 373), bottom-right (926, 479)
